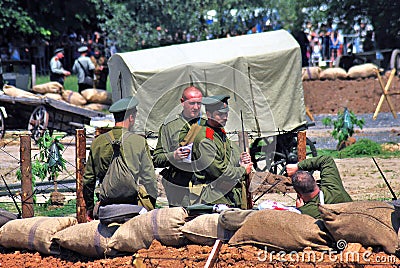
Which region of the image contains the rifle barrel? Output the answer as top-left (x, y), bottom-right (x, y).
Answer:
top-left (372, 157), bottom-right (397, 200)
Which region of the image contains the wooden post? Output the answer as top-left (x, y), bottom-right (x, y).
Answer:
top-left (20, 135), bottom-right (34, 218)
top-left (204, 239), bottom-right (223, 268)
top-left (373, 68), bottom-right (397, 120)
top-left (76, 129), bottom-right (87, 223)
top-left (297, 131), bottom-right (307, 162)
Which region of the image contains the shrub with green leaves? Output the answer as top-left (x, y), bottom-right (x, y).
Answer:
top-left (322, 107), bottom-right (365, 150)
top-left (339, 139), bottom-right (382, 157)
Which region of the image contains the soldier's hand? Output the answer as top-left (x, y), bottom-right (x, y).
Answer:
top-left (240, 152), bottom-right (251, 164)
top-left (286, 163), bottom-right (298, 177)
top-left (241, 161), bottom-right (253, 175)
top-left (173, 147), bottom-right (190, 160)
top-left (296, 195), bottom-right (304, 208)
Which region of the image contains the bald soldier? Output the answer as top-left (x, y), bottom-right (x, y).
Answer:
top-left (153, 86), bottom-right (205, 207)
top-left (83, 96), bottom-right (157, 221)
top-left (191, 95), bottom-right (253, 208)
top-left (286, 155), bottom-right (352, 218)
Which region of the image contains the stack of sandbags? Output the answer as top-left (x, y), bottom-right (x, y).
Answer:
top-left (319, 200), bottom-right (399, 255)
top-left (62, 89), bottom-right (87, 106)
top-left (2, 84), bottom-right (40, 98)
top-left (319, 67), bottom-right (348, 80)
top-left (52, 220), bottom-right (119, 258)
top-left (228, 209), bottom-right (332, 251)
top-left (0, 209), bottom-right (18, 227)
top-left (108, 207), bottom-right (188, 253)
top-left (0, 216), bottom-right (77, 255)
top-left (32, 82), bottom-right (63, 94)
top-left (302, 67), bottom-right (321, 81)
top-left (81, 88), bottom-right (112, 111)
top-left (347, 63), bottom-right (378, 79)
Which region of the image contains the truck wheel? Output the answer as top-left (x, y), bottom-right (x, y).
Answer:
top-left (390, 49), bottom-right (400, 73)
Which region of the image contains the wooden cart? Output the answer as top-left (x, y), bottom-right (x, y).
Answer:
top-left (0, 95), bottom-right (106, 140)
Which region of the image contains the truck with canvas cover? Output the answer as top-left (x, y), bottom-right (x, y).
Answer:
top-left (108, 29), bottom-right (316, 176)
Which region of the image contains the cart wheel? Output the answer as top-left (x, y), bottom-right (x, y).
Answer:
top-left (28, 105), bottom-right (49, 141)
top-left (0, 111), bottom-right (5, 139)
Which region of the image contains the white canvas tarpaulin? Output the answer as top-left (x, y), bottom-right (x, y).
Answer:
top-left (108, 29), bottom-right (306, 136)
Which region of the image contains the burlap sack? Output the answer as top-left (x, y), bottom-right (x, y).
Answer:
top-left (0, 216), bottom-right (77, 254)
top-left (108, 207), bottom-right (188, 253)
top-left (52, 220), bottom-right (119, 258)
top-left (319, 201), bottom-right (399, 254)
top-left (0, 209), bottom-right (17, 227)
top-left (218, 208), bottom-right (256, 231)
top-left (81, 89), bottom-right (112, 104)
top-left (302, 67), bottom-right (321, 81)
top-left (32, 82), bottom-right (63, 94)
top-left (3, 85), bottom-right (39, 98)
top-left (347, 63), bottom-right (378, 79)
top-left (319, 67), bottom-right (348, 80)
top-left (84, 103), bottom-right (110, 111)
top-left (44, 93), bottom-right (63, 101)
top-left (181, 213), bottom-right (234, 246)
top-left (61, 90), bottom-right (87, 105)
top-left (228, 210), bottom-right (331, 251)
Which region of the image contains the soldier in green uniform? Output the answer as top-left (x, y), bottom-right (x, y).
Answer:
top-left (153, 86), bottom-right (205, 207)
top-left (83, 96), bottom-right (157, 221)
top-left (191, 95), bottom-right (253, 208)
top-left (286, 155), bottom-right (352, 218)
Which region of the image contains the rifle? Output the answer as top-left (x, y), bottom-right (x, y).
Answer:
top-left (239, 110), bottom-right (252, 209)
top-left (372, 157), bottom-right (397, 200)
top-left (1, 175), bottom-right (22, 218)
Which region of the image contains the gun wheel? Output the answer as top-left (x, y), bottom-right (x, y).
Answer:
top-left (28, 105), bottom-right (49, 142)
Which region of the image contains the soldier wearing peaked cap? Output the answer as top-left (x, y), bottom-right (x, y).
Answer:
top-left (83, 96), bottom-right (158, 221)
top-left (72, 45), bottom-right (95, 93)
top-left (191, 94), bottom-right (253, 208)
top-left (50, 47), bottom-right (70, 85)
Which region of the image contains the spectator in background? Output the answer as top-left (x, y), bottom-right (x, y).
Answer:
top-left (50, 48), bottom-right (71, 85)
top-left (330, 29), bottom-right (341, 66)
top-left (72, 46), bottom-right (95, 92)
top-left (90, 47), bottom-right (108, 90)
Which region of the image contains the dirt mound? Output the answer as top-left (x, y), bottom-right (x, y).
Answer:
top-left (303, 76), bottom-right (400, 115)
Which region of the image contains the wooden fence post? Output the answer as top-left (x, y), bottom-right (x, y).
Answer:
top-left (297, 131), bottom-right (307, 162)
top-left (20, 135), bottom-right (34, 218)
top-left (76, 129), bottom-right (87, 223)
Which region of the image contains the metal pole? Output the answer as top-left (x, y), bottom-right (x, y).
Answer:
top-left (297, 131), bottom-right (307, 162)
top-left (20, 135), bottom-right (33, 218)
top-left (76, 129), bottom-right (87, 223)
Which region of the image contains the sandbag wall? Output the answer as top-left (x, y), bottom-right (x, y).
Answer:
top-left (0, 200), bottom-right (399, 259)
top-left (302, 63), bottom-right (381, 81)
top-left (1, 82), bottom-right (111, 112)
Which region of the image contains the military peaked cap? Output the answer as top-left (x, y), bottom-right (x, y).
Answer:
top-left (202, 94), bottom-right (230, 112)
top-left (78, 46), bottom-right (88, 53)
top-left (109, 96), bottom-right (139, 113)
top-left (54, 48), bottom-right (64, 54)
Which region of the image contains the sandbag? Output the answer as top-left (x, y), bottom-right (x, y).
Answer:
top-left (228, 210), bottom-right (331, 251)
top-left (0, 216), bottom-right (77, 254)
top-left (218, 208), bottom-right (256, 231)
top-left (44, 93), bottom-right (63, 101)
top-left (347, 63), bottom-right (378, 79)
top-left (302, 67), bottom-right (321, 81)
top-left (108, 207), bottom-right (188, 253)
top-left (61, 90), bottom-right (87, 105)
top-left (32, 82), bottom-right (63, 94)
top-left (319, 201), bottom-right (399, 254)
top-left (84, 103), bottom-right (110, 111)
top-left (319, 67), bottom-right (348, 80)
top-left (52, 220), bottom-right (119, 258)
top-left (181, 213), bottom-right (234, 246)
top-left (0, 208), bottom-right (18, 227)
top-left (3, 85), bottom-right (39, 98)
top-left (81, 88), bottom-right (112, 104)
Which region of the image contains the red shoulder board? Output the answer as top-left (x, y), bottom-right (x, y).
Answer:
top-left (221, 128), bottom-right (226, 134)
top-left (205, 127), bottom-right (215, 140)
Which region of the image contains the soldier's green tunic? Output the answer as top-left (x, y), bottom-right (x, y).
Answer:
top-left (191, 125), bottom-right (246, 207)
top-left (153, 114), bottom-right (205, 207)
top-left (83, 127), bottom-right (157, 211)
top-left (297, 155), bottom-right (352, 218)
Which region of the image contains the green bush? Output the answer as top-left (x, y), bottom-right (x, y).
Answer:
top-left (339, 139), bottom-right (382, 157)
